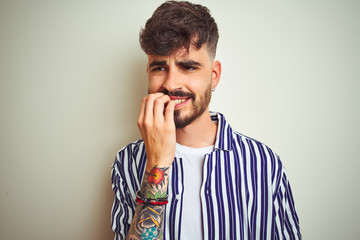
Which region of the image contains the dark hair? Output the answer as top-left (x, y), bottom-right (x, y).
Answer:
top-left (139, 1), bottom-right (219, 58)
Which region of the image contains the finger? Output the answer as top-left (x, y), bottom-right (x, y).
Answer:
top-left (164, 100), bottom-right (175, 124)
top-left (153, 94), bottom-right (171, 123)
top-left (144, 93), bottom-right (165, 120)
top-left (138, 97), bottom-right (147, 124)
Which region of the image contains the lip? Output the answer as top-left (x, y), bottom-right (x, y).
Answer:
top-left (169, 96), bottom-right (191, 108)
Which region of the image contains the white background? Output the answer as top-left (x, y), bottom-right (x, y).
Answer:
top-left (1, 0), bottom-right (359, 239)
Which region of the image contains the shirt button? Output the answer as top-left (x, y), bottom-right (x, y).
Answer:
top-left (175, 194), bottom-right (180, 200)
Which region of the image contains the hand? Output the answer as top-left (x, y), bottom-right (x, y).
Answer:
top-left (137, 93), bottom-right (176, 171)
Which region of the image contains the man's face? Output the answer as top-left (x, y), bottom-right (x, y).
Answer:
top-left (146, 45), bottom-right (220, 128)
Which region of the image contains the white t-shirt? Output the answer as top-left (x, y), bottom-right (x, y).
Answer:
top-left (175, 143), bottom-right (214, 240)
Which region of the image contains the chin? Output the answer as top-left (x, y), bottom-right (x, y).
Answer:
top-left (174, 109), bottom-right (203, 129)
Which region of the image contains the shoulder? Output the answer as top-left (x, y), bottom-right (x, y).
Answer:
top-left (232, 129), bottom-right (283, 167)
top-left (214, 111), bottom-right (281, 160)
top-left (231, 131), bottom-right (287, 195)
top-left (112, 139), bottom-right (146, 168)
top-left (116, 139), bottom-right (145, 156)
top-left (221, 116), bottom-right (286, 189)
top-left (232, 130), bottom-right (279, 155)
top-left (111, 139), bottom-right (147, 189)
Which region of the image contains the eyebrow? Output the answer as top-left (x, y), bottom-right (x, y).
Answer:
top-left (176, 60), bottom-right (202, 67)
top-left (148, 60), bottom-right (202, 68)
top-left (148, 60), bottom-right (167, 68)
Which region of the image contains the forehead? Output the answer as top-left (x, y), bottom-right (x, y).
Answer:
top-left (147, 45), bottom-right (211, 64)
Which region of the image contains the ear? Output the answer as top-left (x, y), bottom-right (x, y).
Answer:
top-left (211, 60), bottom-right (221, 89)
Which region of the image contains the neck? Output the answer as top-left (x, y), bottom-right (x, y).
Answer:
top-left (176, 110), bottom-right (217, 148)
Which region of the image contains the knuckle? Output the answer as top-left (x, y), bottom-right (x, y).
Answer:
top-left (141, 97), bottom-right (148, 105)
top-left (154, 98), bottom-right (163, 105)
top-left (143, 119), bottom-right (152, 128)
top-left (147, 94), bottom-right (157, 101)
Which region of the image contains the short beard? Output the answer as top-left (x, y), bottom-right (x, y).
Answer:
top-left (174, 83), bottom-right (212, 129)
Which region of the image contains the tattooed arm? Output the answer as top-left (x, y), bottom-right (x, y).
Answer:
top-left (127, 166), bottom-right (170, 239)
top-left (127, 93), bottom-right (176, 239)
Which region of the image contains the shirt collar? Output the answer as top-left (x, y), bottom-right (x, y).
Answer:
top-left (210, 111), bottom-right (234, 152)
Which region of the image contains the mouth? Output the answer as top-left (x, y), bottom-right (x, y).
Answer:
top-left (173, 98), bottom-right (187, 104)
top-left (169, 96), bottom-right (191, 108)
top-left (161, 90), bottom-right (195, 108)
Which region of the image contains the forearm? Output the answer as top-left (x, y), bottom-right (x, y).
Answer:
top-left (129, 93), bottom-right (175, 239)
top-left (127, 202), bottom-right (166, 240)
top-left (126, 166), bottom-right (170, 240)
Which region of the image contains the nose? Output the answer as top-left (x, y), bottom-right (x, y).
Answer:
top-left (161, 67), bottom-right (181, 93)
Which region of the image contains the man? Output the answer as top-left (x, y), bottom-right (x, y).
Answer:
top-left (111, 1), bottom-right (301, 239)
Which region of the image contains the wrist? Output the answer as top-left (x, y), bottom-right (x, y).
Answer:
top-left (136, 190), bottom-right (168, 205)
top-left (143, 165), bottom-right (170, 187)
top-left (145, 158), bottom-right (174, 171)
top-left (139, 165), bottom-right (169, 203)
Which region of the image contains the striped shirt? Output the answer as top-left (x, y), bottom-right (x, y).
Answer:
top-left (111, 112), bottom-right (301, 240)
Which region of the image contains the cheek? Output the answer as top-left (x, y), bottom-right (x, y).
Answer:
top-left (148, 77), bottom-right (164, 92)
top-left (189, 73), bottom-right (212, 91)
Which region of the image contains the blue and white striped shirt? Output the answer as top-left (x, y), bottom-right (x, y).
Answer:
top-left (111, 112), bottom-right (301, 240)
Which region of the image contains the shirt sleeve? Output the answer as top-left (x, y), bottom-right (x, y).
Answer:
top-left (273, 168), bottom-right (302, 240)
top-left (111, 155), bottom-right (135, 240)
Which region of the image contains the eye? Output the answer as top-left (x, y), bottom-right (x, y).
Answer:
top-left (151, 66), bottom-right (167, 72)
top-left (182, 65), bottom-right (197, 71)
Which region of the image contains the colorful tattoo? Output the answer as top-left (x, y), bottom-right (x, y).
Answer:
top-left (146, 190), bottom-right (167, 200)
top-left (147, 166), bottom-right (168, 187)
top-left (140, 166), bottom-right (169, 201)
top-left (129, 204), bottom-right (165, 239)
top-left (137, 206), bottom-right (163, 233)
top-left (127, 165), bottom-right (169, 239)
